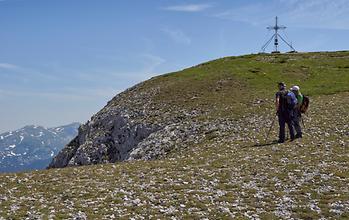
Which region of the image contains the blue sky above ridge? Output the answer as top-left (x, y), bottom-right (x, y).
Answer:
top-left (0, 0), bottom-right (348, 132)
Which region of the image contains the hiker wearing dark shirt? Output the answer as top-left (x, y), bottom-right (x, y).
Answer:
top-left (291, 85), bottom-right (303, 138)
top-left (275, 82), bottom-right (297, 143)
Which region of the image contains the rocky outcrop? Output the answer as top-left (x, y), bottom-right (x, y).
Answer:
top-left (48, 83), bottom-right (196, 168)
top-left (48, 107), bottom-right (159, 168)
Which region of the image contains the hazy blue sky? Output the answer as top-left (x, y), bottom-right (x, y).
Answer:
top-left (1, 0), bottom-right (349, 132)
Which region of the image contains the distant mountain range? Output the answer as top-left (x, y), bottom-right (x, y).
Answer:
top-left (0, 122), bottom-right (80, 173)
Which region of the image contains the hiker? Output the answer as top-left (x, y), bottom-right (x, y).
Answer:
top-left (275, 82), bottom-right (297, 143)
top-left (291, 85), bottom-right (303, 138)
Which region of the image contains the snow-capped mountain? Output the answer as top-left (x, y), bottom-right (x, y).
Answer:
top-left (0, 122), bottom-right (80, 172)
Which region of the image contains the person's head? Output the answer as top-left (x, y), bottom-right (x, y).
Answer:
top-left (278, 82), bottom-right (286, 90)
top-left (291, 85), bottom-right (300, 94)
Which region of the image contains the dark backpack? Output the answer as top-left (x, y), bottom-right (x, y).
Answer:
top-left (279, 90), bottom-right (297, 112)
top-left (278, 90), bottom-right (289, 112)
top-left (300, 95), bottom-right (310, 113)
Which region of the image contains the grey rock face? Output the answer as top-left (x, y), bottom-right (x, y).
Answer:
top-left (48, 111), bottom-right (159, 168)
top-left (48, 84), bottom-right (164, 168)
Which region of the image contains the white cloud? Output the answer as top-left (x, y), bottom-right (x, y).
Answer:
top-left (140, 54), bottom-right (166, 73)
top-left (70, 53), bottom-right (166, 82)
top-left (0, 62), bottom-right (57, 82)
top-left (282, 0), bottom-right (349, 29)
top-left (162, 28), bottom-right (191, 45)
top-left (105, 53), bottom-right (166, 82)
top-left (163, 3), bottom-right (212, 12)
top-left (0, 87), bottom-right (118, 102)
top-left (214, 0), bottom-right (349, 30)
top-left (0, 63), bottom-right (19, 70)
top-left (0, 53), bottom-right (166, 104)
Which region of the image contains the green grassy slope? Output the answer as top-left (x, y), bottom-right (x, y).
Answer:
top-left (134, 51), bottom-right (349, 120)
top-left (0, 51), bottom-right (348, 219)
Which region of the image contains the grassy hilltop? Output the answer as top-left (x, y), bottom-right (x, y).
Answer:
top-left (0, 51), bottom-right (348, 219)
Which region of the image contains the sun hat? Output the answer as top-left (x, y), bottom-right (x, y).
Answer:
top-left (291, 85), bottom-right (300, 91)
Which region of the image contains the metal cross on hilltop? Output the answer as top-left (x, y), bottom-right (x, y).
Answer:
top-left (260, 16), bottom-right (296, 53)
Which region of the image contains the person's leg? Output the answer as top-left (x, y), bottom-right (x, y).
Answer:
top-left (294, 111), bottom-right (302, 138)
top-left (287, 119), bottom-right (295, 141)
top-left (278, 115), bottom-right (286, 143)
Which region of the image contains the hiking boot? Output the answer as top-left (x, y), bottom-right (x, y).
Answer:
top-left (289, 135), bottom-right (295, 141)
top-left (295, 133), bottom-right (302, 139)
top-left (277, 139), bottom-right (284, 143)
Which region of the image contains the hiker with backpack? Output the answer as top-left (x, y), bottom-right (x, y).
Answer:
top-left (291, 85), bottom-right (303, 138)
top-left (275, 82), bottom-right (297, 143)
